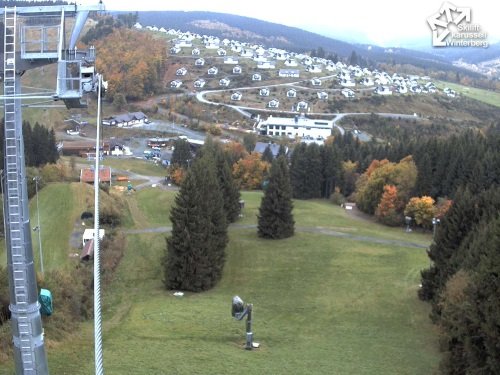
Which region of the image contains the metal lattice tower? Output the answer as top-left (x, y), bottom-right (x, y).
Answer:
top-left (3, 6), bottom-right (49, 374)
top-left (1, 3), bottom-right (104, 374)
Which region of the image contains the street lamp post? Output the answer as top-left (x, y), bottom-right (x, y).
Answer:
top-left (33, 176), bottom-right (44, 276)
top-left (432, 217), bottom-right (440, 240)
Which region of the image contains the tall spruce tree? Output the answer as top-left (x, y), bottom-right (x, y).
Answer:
top-left (215, 147), bottom-right (241, 223)
top-left (258, 156), bottom-right (294, 239)
top-left (197, 138), bottom-right (241, 223)
top-left (261, 145), bottom-right (274, 163)
top-left (170, 139), bottom-right (192, 168)
top-left (163, 155), bottom-right (228, 291)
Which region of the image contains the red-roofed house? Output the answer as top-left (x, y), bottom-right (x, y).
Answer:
top-left (80, 166), bottom-right (112, 185)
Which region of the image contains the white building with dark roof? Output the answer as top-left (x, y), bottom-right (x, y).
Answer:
top-left (255, 115), bottom-right (333, 140)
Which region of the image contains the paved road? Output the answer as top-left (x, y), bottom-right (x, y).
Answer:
top-left (123, 224), bottom-right (428, 249)
top-left (195, 85), bottom-right (422, 137)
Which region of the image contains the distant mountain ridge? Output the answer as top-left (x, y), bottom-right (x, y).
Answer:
top-left (131, 11), bottom-right (480, 76)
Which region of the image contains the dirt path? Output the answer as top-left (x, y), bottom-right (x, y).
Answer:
top-left (123, 224), bottom-right (428, 249)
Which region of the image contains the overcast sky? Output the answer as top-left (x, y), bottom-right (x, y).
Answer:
top-left (78, 0), bottom-right (500, 46)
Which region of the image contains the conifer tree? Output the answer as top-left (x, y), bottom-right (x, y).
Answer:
top-left (170, 139), bottom-right (192, 168)
top-left (261, 145), bottom-right (274, 163)
top-left (197, 138), bottom-right (241, 223)
top-left (258, 156), bottom-right (294, 239)
top-left (163, 155), bottom-right (228, 292)
top-left (215, 147), bottom-right (241, 223)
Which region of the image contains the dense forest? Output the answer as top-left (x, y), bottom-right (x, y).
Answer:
top-left (0, 120), bottom-right (59, 168)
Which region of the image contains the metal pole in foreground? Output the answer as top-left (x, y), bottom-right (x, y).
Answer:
top-left (33, 176), bottom-right (44, 276)
top-left (245, 304), bottom-right (253, 350)
top-left (94, 74), bottom-right (104, 375)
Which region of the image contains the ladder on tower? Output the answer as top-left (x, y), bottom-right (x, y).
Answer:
top-left (3, 6), bottom-right (35, 371)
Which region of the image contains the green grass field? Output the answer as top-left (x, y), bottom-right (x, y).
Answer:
top-left (436, 80), bottom-right (500, 108)
top-left (0, 183), bottom-right (440, 374)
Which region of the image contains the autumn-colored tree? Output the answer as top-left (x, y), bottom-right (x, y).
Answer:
top-left (355, 156), bottom-right (417, 215)
top-left (375, 185), bottom-right (401, 226)
top-left (232, 153), bottom-right (270, 190)
top-left (404, 196), bottom-right (436, 228)
top-left (94, 28), bottom-right (166, 101)
top-left (169, 167), bottom-right (186, 186)
top-left (435, 197), bottom-right (453, 219)
top-left (340, 160), bottom-right (359, 197)
top-left (223, 141), bottom-right (248, 167)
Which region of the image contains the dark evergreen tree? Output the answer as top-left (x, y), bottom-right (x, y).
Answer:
top-left (170, 139), bottom-right (192, 168)
top-left (277, 144), bottom-right (287, 157)
top-left (242, 133), bottom-right (257, 153)
top-left (321, 144), bottom-right (341, 198)
top-left (290, 143), bottom-right (322, 199)
top-left (261, 145), bottom-right (274, 163)
top-left (163, 155), bottom-right (228, 291)
top-left (349, 50), bottom-right (359, 66)
top-left (419, 188), bottom-right (477, 302)
top-left (257, 156), bottom-right (294, 239)
top-left (215, 147), bottom-right (241, 223)
top-left (196, 137), bottom-right (241, 223)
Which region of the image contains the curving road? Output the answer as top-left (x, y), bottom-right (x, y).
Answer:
top-left (194, 82), bottom-right (422, 137)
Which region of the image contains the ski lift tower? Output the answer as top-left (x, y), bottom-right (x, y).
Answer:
top-left (1, 3), bottom-right (104, 374)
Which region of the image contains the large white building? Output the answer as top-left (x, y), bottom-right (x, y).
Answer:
top-left (255, 115), bottom-right (333, 140)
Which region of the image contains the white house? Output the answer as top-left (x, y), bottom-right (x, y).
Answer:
top-left (133, 22), bottom-right (143, 29)
top-left (175, 40), bottom-right (192, 48)
top-left (170, 80), bottom-right (182, 88)
top-left (102, 112), bottom-right (149, 127)
top-left (169, 46), bottom-right (181, 54)
top-left (224, 56), bottom-right (239, 65)
top-left (295, 101), bottom-right (308, 111)
top-left (193, 79), bottom-right (206, 88)
top-left (191, 48), bottom-right (200, 55)
top-left (317, 91), bottom-right (329, 100)
top-left (206, 42), bottom-right (220, 49)
top-left (231, 92), bottom-right (242, 101)
top-left (259, 88), bottom-right (270, 96)
top-left (395, 85), bottom-right (408, 94)
top-left (443, 87), bottom-right (456, 97)
top-left (216, 48), bottom-right (226, 55)
top-left (207, 67), bottom-right (218, 75)
top-left (341, 88), bottom-right (355, 98)
top-left (284, 58), bottom-right (298, 67)
top-left (240, 49), bottom-right (253, 58)
top-left (360, 77), bottom-right (374, 86)
top-left (301, 57), bottom-right (313, 66)
top-left (374, 86), bottom-right (392, 95)
top-left (307, 65), bottom-right (322, 73)
top-left (409, 85), bottom-right (422, 94)
top-left (176, 67), bottom-right (187, 76)
top-left (340, 79), bottom-right (355, 87)
top-left (286, 88), bottom-right (297, 98)
top-left (311, 78), bottom-right (322, 86)
top-left (219, 77), bottom-right (231, 87)
top-left (232, 65), bottom-right (242, 74)
top-left (195, 58), bottom-right (205, 66)
top-left (255, 115), bottom-right (334, 139)
top-left (279, 69), bottom-right (300, 78)
top-left (252, 73), bottom-right (262, 81)
top-left (268, 99), bottom-right (280, 108)
top-left (82, 229), bottom-right (105, 247)
top-left (325, 63), bottom-right (336, 72)
top-left (257, 61), bottom-right (275, 69)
